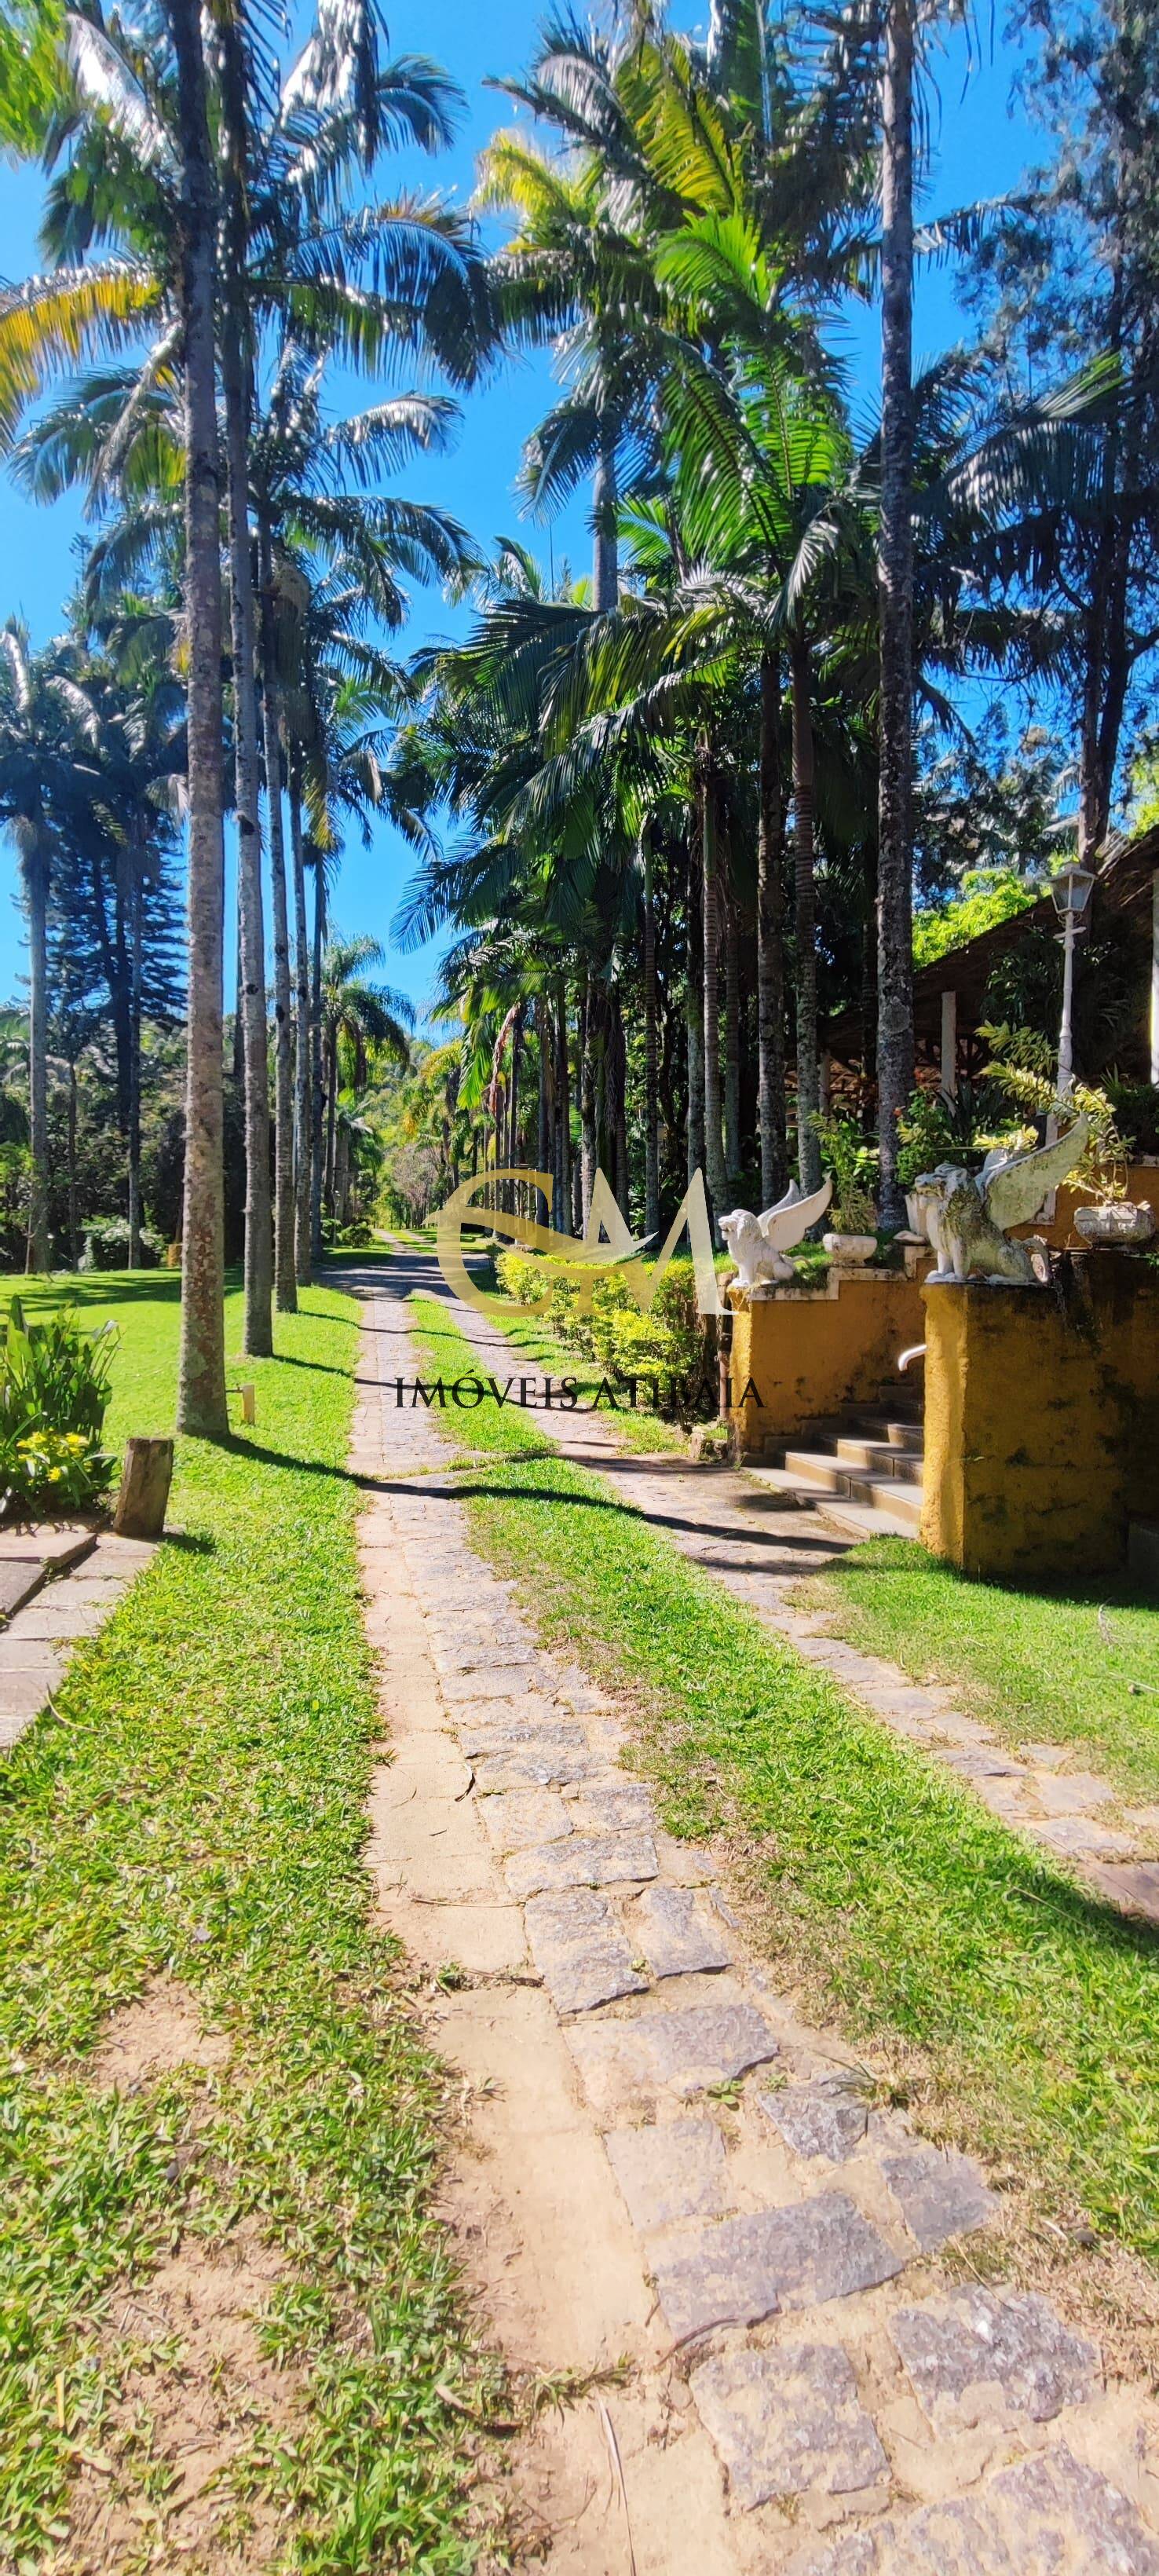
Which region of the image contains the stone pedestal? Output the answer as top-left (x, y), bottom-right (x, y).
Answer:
top-left (921, 1253), bottom-right (1159, 1579)
top-left (727, 1268), bottom-right (927, 1457)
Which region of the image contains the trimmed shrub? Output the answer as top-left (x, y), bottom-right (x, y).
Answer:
top-left (0, 1297), bottom-right (117, 1517)
top-left (79, 1217), bottom-right (165, 1271)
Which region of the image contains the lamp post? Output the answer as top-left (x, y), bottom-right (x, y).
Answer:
top-left (1049, 860), bottom-right (1095, 1097)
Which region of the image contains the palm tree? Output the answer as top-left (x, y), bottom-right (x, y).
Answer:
top-left (876, 0), bottom-right (917, 1229)
top-left (165, 0), bottom-right (228, 1430)
top-left (0, 0), bottom-right (495, 1371)
top-left (0, 624), bottom-right (101, 1272)
top-left (319, 937), bottom-right (412, 1225)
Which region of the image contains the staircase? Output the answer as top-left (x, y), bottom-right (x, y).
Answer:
top-left (744, 1387), bottom-right (925, 1540)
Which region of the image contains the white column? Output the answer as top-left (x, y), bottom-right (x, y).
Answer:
top-left (1151, 872), bottom-right (1159, 1085)
top-left (940, 989), bottom-right (957, 1096)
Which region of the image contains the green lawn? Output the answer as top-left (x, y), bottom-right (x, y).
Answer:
top-left (0, 1272), bottom-right (492, 2571)
top-left (804, 1536), bottom-right (1159, 1804)
top-left (411, 1292), bottom-right (1159, 2282)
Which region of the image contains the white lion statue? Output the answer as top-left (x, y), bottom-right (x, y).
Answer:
top-left (718, 1176), bottom-right (834, 1291)
top-left (913, 1120), bottom-right (1088, 1286)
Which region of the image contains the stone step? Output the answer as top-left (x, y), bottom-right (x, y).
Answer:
top-left (782, 1450), bottom-right (857, 1495)
top-left (860, 1477), bottom-right (923, 1531)
top-left (843, 1412), bottom-right (924, 1451)
top-left (834, 1438), bottom-right (923, 1484)
top-left (781, 1451), bottom-right (924, 1531)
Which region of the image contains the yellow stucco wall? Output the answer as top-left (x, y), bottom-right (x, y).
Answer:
top-left (728, 1270), bottom-right (927, 1454)
top-left (921, 1253), bottom-right (1159, 1579)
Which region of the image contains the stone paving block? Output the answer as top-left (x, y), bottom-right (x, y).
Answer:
top-left (568, 2000), bottom-right (779, 2116)
top-left (889, 2288), bottom-right (1099, 2430)
top-left (941, 1747), bottom-right (1027, 1780)
top-left (632, 1884), bottom-right (732, 1978)
top-left (473, 1745), bottom-right (600, 1792)
top-left (479, 1787), bottom-right (572, 1852)
top-left (1035, 1814), bottom-right (1137, 1860)
top-left (1032, 1769), bottom-right (1117, 1817)
top-left (1087, 1859), bottom-right (1159, 1923)
top-left (880, 2145), bottom-right (996, 2249)
top-left (524, 1888), bottom-right (647, 2013)
top-left (0, 1563), bottom-right (46, 1620)
top-left (441, 1663), bottom-right (556, 1703)
top-left (432, 1641), bottom-right (539, 1674)
top-left (0, 1524), bottom-right (93, 1568)
top-left (0, 1636), bottom-right (68, 1674)
top-left (653, 2193), bottom-right (902, 2340)
top-left (653, 1832), bottom-right (715, 1885)
top-left (455, 1714), bottom-right (587, 1759)
top-left (566, 1779), bottom-right (655, 1835)
top-left (9, 1600), bottom-right (106, 1641)
top-left (690, 2342), bottom-right (887, 2508)
top-left (505, 1829), bottom-right (658, 1901)
top-left (792, 2443), bottom-right (1159, 2574)
top-left (604, 2117), bottom-right (733, 2230)
top-left (0, 1664), bottom-right (67, 1717)
top-left (789, 2494), bottom-right (1012, 2572)
top-left (762, 2077), bottom-right (868, 2163)
top-left (991, 2443), bottom-right (1159, 2571)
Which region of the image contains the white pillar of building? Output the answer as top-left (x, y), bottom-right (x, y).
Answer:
top-left (940, 988), bottom-right (958, 1096)
top-left (1151, 871), bottom-right (1159, 1085)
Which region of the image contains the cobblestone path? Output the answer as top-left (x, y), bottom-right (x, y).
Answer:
top-left (346, 1251), bottom-right (1159, 2573)
top-left (408, 1246), bottom-right (1159, 1931)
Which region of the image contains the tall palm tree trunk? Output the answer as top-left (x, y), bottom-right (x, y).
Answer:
top-left (686, 836), bottom-right (705, 1187)
top-left (536, 996), bottom-right (550, 1226)
top-left (289, 768), bottom-right (312, 1286)
top-left (555, 979), bottom-right (571, 1233)
top-left (700, 752), bottom-right (729, 1222)
top-left (127, 861), bottom-right (143, 1268)
top-left (593, 409), bottom-right (618, 614)
top-left (876, 0), bottom-right (916, 1229)
top-left (258, 523), bottom-right (296, 1312)
top-left (612, 993), bottom-right (629, 1220)
top-left (24, 843), bottom-right (49, 1274)
top-left (169, 0), bottom-right (228, 1437)
top-left (580, 969), bottom-right (597, 1228)
top-left (217, 45), bottom-right (272, 1357)
top-left (324, 1026), bottom-right (338, 1217)
top-left (310, 864), bottom-right (325, 1264)
top-left (757, 649), bottom-right (788, 1202)
top-left (508, 1011), bottom-right (522, 1199)
top-left (792, 631), bottom-right (822, 1194)
top-left (723, 890), bottom-right (741, 1195)
top-left (642, 830), bottom-right (660, 1242)
top-left (67, 1055), bottom-right (79, 1272)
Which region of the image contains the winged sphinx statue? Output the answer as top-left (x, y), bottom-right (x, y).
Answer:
top-left (912, 1119), bottom-right (1089, 1286)
top-left (718, 1177), bottom-right (834, 1291)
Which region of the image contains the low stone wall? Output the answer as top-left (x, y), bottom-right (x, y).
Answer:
top-left (921, 1251), bottom-right (1159, 1579)
top-left (726, 1267), bottom-right (927, 1456)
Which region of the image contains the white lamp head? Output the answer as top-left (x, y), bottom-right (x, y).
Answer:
top-left (1049, 859), bottom-right (1095, 920)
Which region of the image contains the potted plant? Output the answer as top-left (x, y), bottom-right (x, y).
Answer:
top-left (983, 1030), bottom-right (1154, 1246)
top-left (810, 1114), bottom-right (879, 1264)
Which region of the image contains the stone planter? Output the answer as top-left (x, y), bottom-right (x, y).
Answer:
top-left (1073, 1200), bottom-right (1155, 1246)
top-left (822, 1231), bottom-right (878, 1267)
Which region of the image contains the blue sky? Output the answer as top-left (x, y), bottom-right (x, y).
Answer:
top-left (0, 2), bottom-right (1040, 1022)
